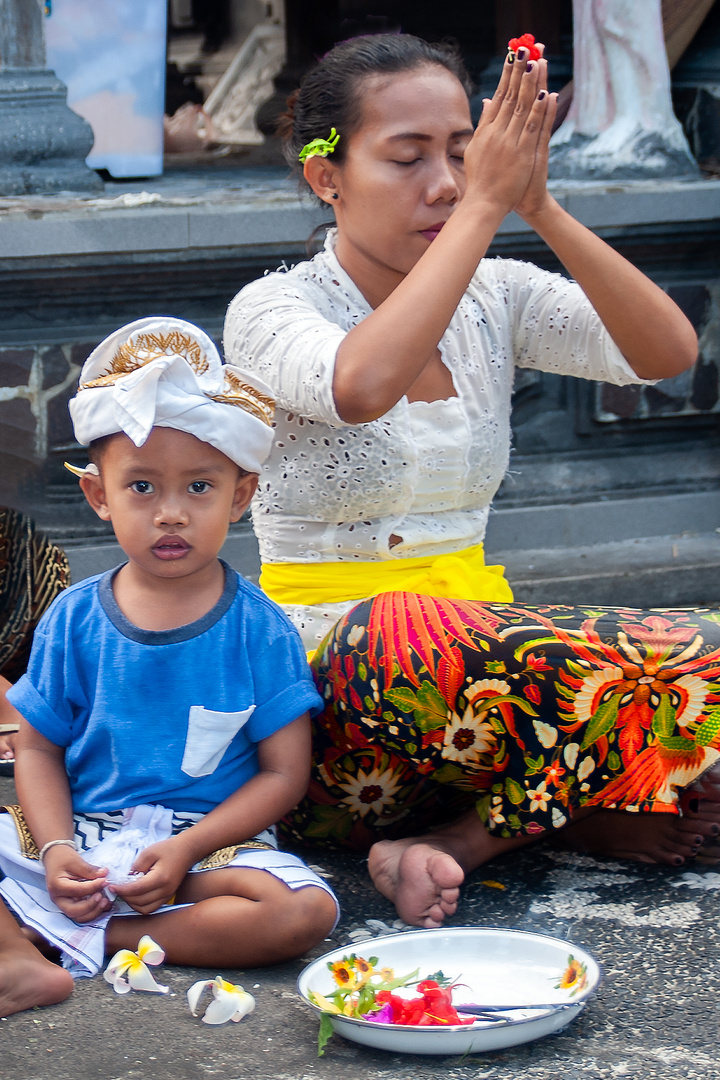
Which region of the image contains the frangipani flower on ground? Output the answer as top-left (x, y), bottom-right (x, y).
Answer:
top-left (187, 976), bottom-right (256, 1025)
top-left (103, 935), bottom-right (169, 995)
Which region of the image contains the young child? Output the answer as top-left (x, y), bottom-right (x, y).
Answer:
top-left (0, 317), bottom-right (339, 1018)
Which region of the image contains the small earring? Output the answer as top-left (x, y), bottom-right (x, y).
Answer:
top-left (331, 192), bottom-right (339, 200)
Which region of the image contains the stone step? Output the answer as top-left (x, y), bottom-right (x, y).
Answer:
top-left (492, 530), bottom-right (720, 608)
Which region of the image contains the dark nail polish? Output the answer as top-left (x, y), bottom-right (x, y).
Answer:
top-left (538, 90), bottom-right (547, 100)
top-left (688, 797), bottom-right (699, 813)
top-left (526, 61), bottom-right (534, 72)
top-left (517, 48), bottom-right (527, 59)
top-left (674, 856), bottom-right (683, 865)
top-left (508, 54), bottom-right (514, 64)
top-left (712, 824), bottom-right (720, 836)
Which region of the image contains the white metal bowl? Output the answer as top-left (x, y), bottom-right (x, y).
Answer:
top-left (298, 926), bottom-right (601, 1055)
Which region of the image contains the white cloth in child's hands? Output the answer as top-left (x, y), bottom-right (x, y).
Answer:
top-left (86, 804), bottom-right (174, 896)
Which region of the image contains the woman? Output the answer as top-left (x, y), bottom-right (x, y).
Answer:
top-left (224, 34), bottom-right (720, 928)
top-left (0, 507), bottom-right (70, 771)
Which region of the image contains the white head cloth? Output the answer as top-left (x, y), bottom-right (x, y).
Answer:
top-left (69, 317), bottom-right (275, 473)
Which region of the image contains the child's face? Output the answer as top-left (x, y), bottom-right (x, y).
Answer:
top-left (80, 428), bottom-right (257, 583)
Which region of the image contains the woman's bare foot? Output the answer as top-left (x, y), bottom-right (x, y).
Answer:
top-left (368, 811), bottom-right (535, 927)
top-left (0, 944), bottom-right (73, 1018)
top-left (552, 762), bottom-right (720, 866)
top-left (369, 839), bottom-right (464, 927)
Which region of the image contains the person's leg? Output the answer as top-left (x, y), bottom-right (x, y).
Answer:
top-left (551, 758), bottom-right (720, 864)
top-left (0, 901), bottom-right (73, 1017)
top-left (285, 592), bottom-right (552, 925)
top-left (104, 868), bottom-right (338, 967)
top-left (546, 803), bottom-right (718, 864)
top-left (301, 594), bottom-right (720, 924)
top-left (367, 808), bottom-right (540, 927)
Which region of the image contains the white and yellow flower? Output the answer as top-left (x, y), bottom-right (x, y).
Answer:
top-left (103, 935), bottom-right (169, 995)
top-left (336, 765), bottom-right (402, 817)
top-left (488, 796), bottom-right (506, 826)
top-left (442, 707), bottom-right (496, 767)
top-left (187, 975), bottom-right (256, 1025)
top-left (526, 780), bottom-right (552, 812)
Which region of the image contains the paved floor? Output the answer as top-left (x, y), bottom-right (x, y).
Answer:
top-left (1, 774), bottom-right (718, 1080)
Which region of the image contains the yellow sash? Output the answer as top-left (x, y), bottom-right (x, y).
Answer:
top-left (260, 542), bottom-right (514, 607)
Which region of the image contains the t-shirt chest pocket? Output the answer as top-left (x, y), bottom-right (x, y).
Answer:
top-left (181, 704), bottom-right (256, 778)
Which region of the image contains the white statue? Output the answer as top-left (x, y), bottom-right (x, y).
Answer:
top-left (549, 0), bottom-right (698, 179)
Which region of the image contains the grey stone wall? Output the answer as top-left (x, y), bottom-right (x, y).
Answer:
top-left (0, 172), bottom-right (718, 564)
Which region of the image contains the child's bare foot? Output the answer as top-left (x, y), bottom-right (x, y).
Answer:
top-left (0, 945), bottom-right (73, 1018)
top-left (368, 812), bottom-right (536, 928)
top-left (21, 926), bottom-right (62, 960)
top-left (552, 762), bottom-right (720, 865)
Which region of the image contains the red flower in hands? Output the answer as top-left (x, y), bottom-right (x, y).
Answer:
top-left (508, 33), bottom-right (541, 61)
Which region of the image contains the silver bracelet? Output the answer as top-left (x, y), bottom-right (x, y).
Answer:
top-left (38, 838), bottom-right (77, 865)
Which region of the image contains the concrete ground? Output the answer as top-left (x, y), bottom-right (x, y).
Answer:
top-left (1, 772), bottom-right (718, 1080)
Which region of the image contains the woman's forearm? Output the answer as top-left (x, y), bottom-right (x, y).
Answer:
top-left (522, 197), bottom-right (698, 379)
top-left (332, 197), bottom-right (506, 423)
top-left (331, 55), bottom-right (554, 423)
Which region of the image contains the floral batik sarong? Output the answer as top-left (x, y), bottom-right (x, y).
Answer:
top-left (0, 506), bottom-right (70, 683)
top-left (280, 593), bottom-right (720, 850)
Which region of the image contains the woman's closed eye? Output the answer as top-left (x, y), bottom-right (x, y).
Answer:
top-left (130, 480), bottom-right (154, 494)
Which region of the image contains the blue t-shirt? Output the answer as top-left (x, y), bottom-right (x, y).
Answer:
top-left (7, 562), bottom-right (322, 814)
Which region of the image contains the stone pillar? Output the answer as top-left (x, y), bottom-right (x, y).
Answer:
top-left (0, 0), bottom-right (102, 194)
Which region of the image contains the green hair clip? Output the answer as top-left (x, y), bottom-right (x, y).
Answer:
top-left (298, 128), bottom-right (340, 164)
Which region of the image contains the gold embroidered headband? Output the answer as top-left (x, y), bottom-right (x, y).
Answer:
top-left (67, 317), bottom-right (275, 475)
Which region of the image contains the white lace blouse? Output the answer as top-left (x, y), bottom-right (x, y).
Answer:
top-left (224, 231), bottom-right (648, 646)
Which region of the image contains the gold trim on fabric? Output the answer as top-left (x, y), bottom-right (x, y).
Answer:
top-left (76, 333), bottom-right (275, 428)
top-left (0, 804), bottom-right (39, 860)
top-left (207, 370), bottom-right (275, 426)
top-left (80, 330), bottom-right (210, 390)
top-left (196, 840), bottom-right (276, 870)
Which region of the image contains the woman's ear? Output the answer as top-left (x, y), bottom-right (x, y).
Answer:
top-left (79, 470), bottom-right (112, 521)
top-left (303, 156), bottom-right (339, 206)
